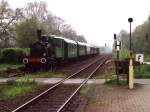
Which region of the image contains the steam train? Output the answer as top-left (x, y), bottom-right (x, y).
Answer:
top-left (23, 30), bottom-right (100, 70)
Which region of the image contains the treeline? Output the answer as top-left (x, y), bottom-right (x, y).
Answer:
top-left (0, 0), bottom-right (87, 48)
top-left (118, 16), bottom-right (150, 54)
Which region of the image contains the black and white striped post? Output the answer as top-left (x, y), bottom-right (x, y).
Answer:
top-left (114, 34), bottom-right (121, 84)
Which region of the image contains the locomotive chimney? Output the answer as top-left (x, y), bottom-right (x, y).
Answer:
top-left (37, 29), bottom-right (42, 40)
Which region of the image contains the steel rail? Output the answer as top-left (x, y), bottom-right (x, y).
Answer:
top-left (57, 56), bottom-right (109, 112)
top-left (12, 55), bottom-right (106, 112)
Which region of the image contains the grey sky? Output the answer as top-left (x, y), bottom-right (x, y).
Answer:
top-left (8, 0), bottom-right (150, 47)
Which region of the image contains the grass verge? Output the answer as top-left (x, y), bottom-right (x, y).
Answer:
top-left (28, 71), bottom-right (66, 78)
top-left (144, 55), bottom-right (150, 62)
top-left (0, 78), bottom-right (37, 100)
top-left (0, 64), bottom-right (24, 71)
top-left (134, 64), bottom-right (150, 78)
top-left (105, 76), bottom-right (128, 86)
top-left (17, 71), bottom-right (66, 80)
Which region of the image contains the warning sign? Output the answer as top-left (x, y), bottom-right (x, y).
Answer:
top-left (136, 54), bottom-right (144, 63)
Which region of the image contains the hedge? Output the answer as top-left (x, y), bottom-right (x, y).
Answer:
top-left (0, 48), bottom-right (29, 63)
top-left (0, 48), bottom-right (2, 59)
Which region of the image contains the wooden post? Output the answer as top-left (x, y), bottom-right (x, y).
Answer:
top-left (129, 58), bottom-right (134, 89)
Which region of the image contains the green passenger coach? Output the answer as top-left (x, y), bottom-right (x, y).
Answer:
top-left (77, 42), bottom-right (87, 56)
top-left (52, 36), bottom-right (78, 59)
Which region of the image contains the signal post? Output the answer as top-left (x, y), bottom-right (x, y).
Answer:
top-left (128, 18), bottom-right (134, 89)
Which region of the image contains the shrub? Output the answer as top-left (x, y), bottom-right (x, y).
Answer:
top-left (1, 48), bottom-right (27, 63)
top-left (134, 64), bottom-right (150, 78)
top-left (144, 55), bottom-right (150, 62)
top-left (113, 49), bottom-right (129, 60)
top-left (0, 48), bottom-right (2, 61)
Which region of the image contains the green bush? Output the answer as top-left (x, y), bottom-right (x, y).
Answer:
top-left (1, 48), bottom-right (27, 63)
top-left (113, 49), bottom-right (137, 60)
top-left (0, 48), bottom-right (2, 60)
top-left (144, 55), bottom-right (150, 62)
top-left (135, 64), bottom-right (150, 78)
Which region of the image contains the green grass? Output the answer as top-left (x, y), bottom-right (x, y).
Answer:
top-left (31, 71), bottom-right (66, 78)
top-left (144, 55), bottom-right (150, 62)
top-left (0, 71), bottom-right (65, 100)
top-left (0, 64), bottom-right (24, 71)
top-left (133, 55), bottom-right (150, 78)
top-left (134, 64), bottom-right (150, 78)
top-left (105, 77), bottom-right (128, 86)
top-left (0, 79), bottom-right (37, 100)
top-left (20, 71), bottom-right (66, 79)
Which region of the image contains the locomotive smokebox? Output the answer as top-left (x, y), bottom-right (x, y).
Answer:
top-left (37, 29), bottom-right (42, 40)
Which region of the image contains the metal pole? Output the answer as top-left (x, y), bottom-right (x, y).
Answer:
top-left (129, 22), bottom-right (132, 57)
top-left (114, 34), bottom-right (119, 84)
top-left (130, 22), bottom-right (131, 53)
top-left (128, 18), bottom-right (134, 89)
top-left (128, 18), bottom-right (133, 58)
top-left (116, 50), bottom-right (119, 84)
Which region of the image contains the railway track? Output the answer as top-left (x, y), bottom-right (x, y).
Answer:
top-left (12, 55), bottom-right (109, 112)
top-left (58, 55), bottom-right (104, 75)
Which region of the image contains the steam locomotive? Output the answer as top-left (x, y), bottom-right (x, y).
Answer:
top-left (23, 30), bottom-right (100, 70)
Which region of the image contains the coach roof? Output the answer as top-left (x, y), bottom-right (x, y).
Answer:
top-left (77, 41), bottom-right (88, 46)
top-left (54, 36), bottom-right (77, 44)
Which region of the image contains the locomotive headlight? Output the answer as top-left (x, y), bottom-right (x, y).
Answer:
top-left (23, 58), bottom-right (28, 64)
top-left (43, 53), bottom-right (46, 56)
top-left (41, 58), bottom-right (47, 63)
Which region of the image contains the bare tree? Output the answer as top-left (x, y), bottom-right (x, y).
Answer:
top-left (119, 30), bottom-right (129, 49)
top-left (76, 35), bottom-right (87, 43)
top-left (22, 1), bottom-right (87, 43)
top-left (24, 1), bottom-right (48, 21)
top-left (51, 16), bottom-right (65, 35)
top-left (0, 0), bottom-right (22, 47)
top-left (61, 24), bottom-right (75, 38)
top-left (60, 24), bottom-right (87, 42)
